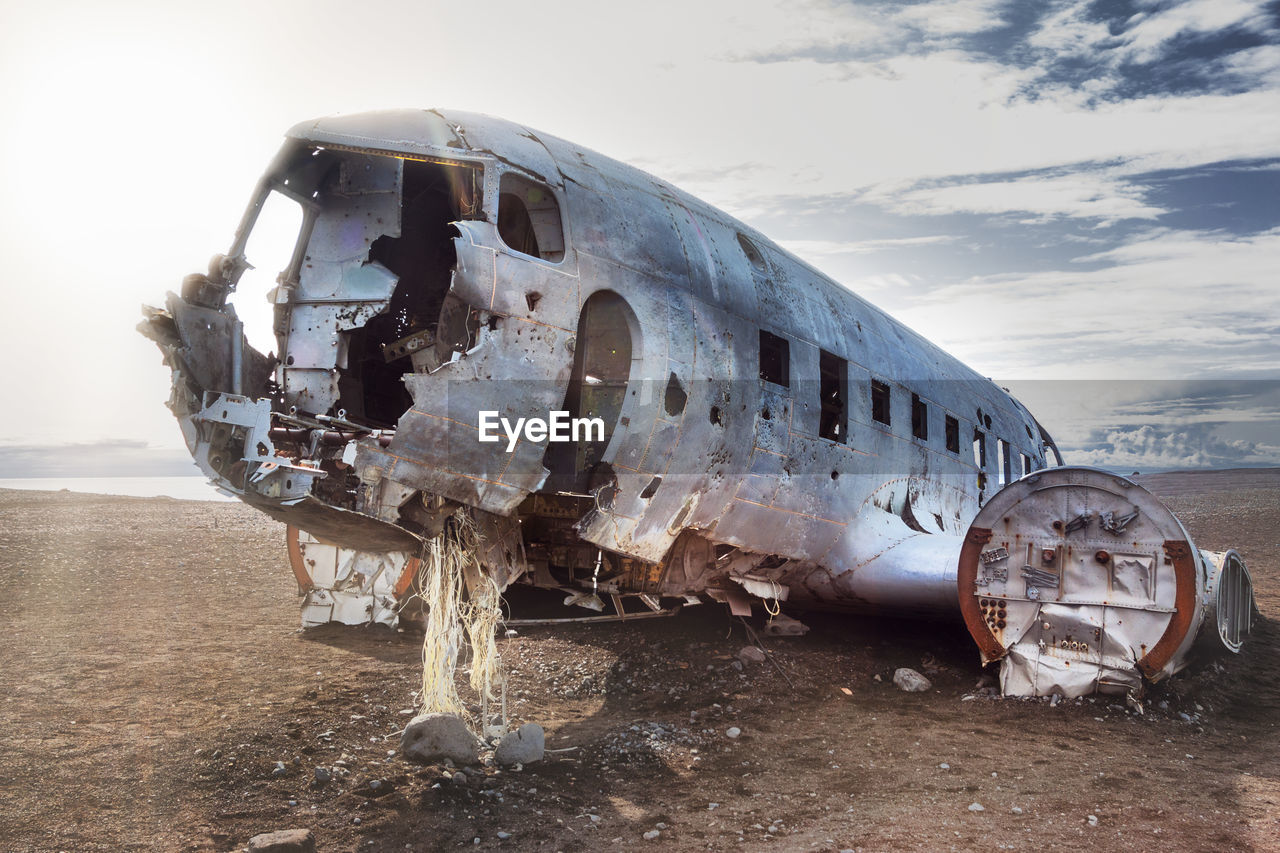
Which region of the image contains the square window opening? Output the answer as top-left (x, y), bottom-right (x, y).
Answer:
top-left (871, 379), bottom-right (891, 426)
top-left (911, 393), bottom-right (928, 441)
top-left (819, 349), bottom-right (847, 443)
top-left (759, 330), bottom-right (790, 387)
top-left (945, 414), bottom-right (960, 453)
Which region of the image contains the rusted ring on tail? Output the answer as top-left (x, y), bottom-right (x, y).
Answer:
top-left (1136, 540), bottom-right (1198, 680)
top-left (957, 527), bottom-right (1006, 663)
top-left (285, 525), bottom-right (315, 592)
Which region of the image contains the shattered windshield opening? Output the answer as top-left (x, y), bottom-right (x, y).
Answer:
top-left (229, 188), bottom-right (304, 357)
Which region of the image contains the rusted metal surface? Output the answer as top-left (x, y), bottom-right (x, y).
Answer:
top-left (140, 109), bottom-right (1252, 695)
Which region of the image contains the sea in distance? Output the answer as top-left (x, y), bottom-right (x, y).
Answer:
top-left (0, 476), bottom-right (232, 502)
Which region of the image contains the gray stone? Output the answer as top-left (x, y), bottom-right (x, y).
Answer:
top-left (313, 767), bottom-right (331, 785)
top-left (401, 713), bottom-right (480, 765)
top-left (738, 646), bottom-right (767, 664)
top-left (893, 668), bottom-right (932, 692)
top-left (726, 727), bottom-right (742, 739)
top-left (247, 828), bottom-right (315, 853)
top-left (968, 802), bottom-right (985, 812)
top-left (495, 723), bottom-right (545, 766)
top-left (763, 613), bottom-right (809, 636)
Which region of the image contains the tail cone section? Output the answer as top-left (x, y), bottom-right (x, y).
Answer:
top-left (958, 466), bottom-right (1254, 698)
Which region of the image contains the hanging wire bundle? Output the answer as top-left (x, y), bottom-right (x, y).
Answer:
top-left (413, 511), bottom-right (508, 736)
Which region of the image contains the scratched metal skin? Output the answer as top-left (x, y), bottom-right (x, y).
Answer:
top-left (140, 109), bottom-right (1252, 695)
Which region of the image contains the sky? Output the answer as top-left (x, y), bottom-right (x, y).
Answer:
top-left (0, 0), bottom-right (1277, 476)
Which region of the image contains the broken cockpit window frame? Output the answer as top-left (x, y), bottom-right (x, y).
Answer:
top-left (230, 190), bottom-right (305, 357)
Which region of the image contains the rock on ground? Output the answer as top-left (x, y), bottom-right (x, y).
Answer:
top-left (763, 613), bottom-right (810, 636)
top-left (247, 828), bottom-right (315, 852)
top-left (893, 667), bottom-right (932, 692)
top-left (401, 713), bottom-right (480, 765)
top-left (738, 645), bottom-right (767, 664)
top-left (494, 723), bottom-right (545, 766)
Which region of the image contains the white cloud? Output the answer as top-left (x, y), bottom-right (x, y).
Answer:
top-left (1065, 423), bottom-right (1280, 470)
top-left (876, 172), bottom-right (1167, 221)
top-left (1123, 0), bottom-right (1270, 63)
top-left (893, 0), bottom-right (1011, 37)
top-left (778, 235), bottom-right (960, 256)
top-left (885, 227), bottom-right (1280, 378)
top-left (1029, 0), bottom-right (1271, 65)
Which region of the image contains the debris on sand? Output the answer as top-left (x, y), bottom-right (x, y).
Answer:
top-left (737, 646), bottom-right (767, 664)
top-left (247, 828), bottom-right (315, 852)
top-left (495, 723), bottom-right (545, 766)
top-left (401, 712), bottom-right (480, 765)
top-left (893, 668), bottom-right (932, 692)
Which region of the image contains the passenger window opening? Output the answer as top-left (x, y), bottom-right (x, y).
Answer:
top-left (759, 330), bottom-right (790, 387)
top-left (1022, 453), bottom-right (1032, 476)
top-left (498, 173), bottom-right (564, 262)
top-left (818, 349), bottom-right (847, 443)
top-left (945, 414), bottom-right (960, 454)
top-left (973, 428), bottom-right (987, 469)
top-left (911, 393), bottom-right (928, 441)
top-left (999, 439), bottom-right (1011, 486)
top-left (871, 379), bottom-right (891, 426)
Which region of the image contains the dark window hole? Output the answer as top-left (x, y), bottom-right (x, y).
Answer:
top-left (641, 476), bottom-right (662, 499)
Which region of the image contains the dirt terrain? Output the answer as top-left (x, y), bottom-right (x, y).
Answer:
top-left (1, 469), bottom-right (1278, 852)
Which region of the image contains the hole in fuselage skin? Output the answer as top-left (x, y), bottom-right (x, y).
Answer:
top-left (709, 406), bottom-right (723, 426)
top-left (831, 470), bottom-right (839, 480)
top-left (761, 407), bottom-right (772, 421)
top-left (338, 159), bottom-right (480, 427)
top-left (526, 292), bottom-right (542, 312)
top-left (641, 476), bottom-right (662, 499)
top-left (664, 373), bottom-right (687, 417)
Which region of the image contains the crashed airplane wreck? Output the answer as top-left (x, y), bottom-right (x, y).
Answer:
top-left (141, 109), bottom-right (1254, 699)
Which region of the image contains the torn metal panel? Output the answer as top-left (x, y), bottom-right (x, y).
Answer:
top-left (289, 527), bottom-right (412, 627)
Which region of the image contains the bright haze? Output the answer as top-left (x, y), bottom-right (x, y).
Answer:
top-left (1, 0), bottom-right (1277, 477)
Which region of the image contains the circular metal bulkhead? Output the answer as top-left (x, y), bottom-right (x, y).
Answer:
top-left (957, 466), bottom-right (1204, 697)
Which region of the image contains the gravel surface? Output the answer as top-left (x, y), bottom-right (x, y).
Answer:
top-left (1, 471), bottom-right (1277, 851)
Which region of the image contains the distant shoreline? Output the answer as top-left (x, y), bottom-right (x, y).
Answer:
top-left (0, 476), bottom-right (232, 502)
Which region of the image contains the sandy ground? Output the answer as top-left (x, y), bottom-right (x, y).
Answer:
top-left (1, 469), bottom-right (1278, 852)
